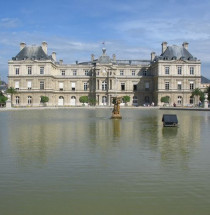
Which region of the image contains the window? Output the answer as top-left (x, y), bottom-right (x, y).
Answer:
top-left (132, 70), bottom-right (135, 76)
top-left (145, 82), bottom-right (149, 91)
top-left (27, 81), bottom-right (32, 90)
top-left (133, 84), bottom-right (137, 91)
top-left (28, 67), bottom-right (32, 75)
top-left (102, 96), bottom-right (107, 105)
top-left (40, 67), bottom-right (44, 74)
top-left (177, 96), bottom-right (182, 105)
top-left (73, 70), bottom-right (77, 76)
top-left (15, 81), bottom-right (19, 90)
top-left (177, 66), bottom-right (182, 75)
top-left (165, 67), bottom-right (170, 75)
top-left (61, 70), bottom-right (65, 76)
top-left (190, 96), bottom-right (194, 104)
top-left (121, 83), bottom-right (125, 91)
top-left (177, 81), bottom-right (182, 90)
top-left (165, 82), bottom-right (169, 90)
top-left (145, 96), bottom-right (150, 103)
top-left (84, 82), bottom-right (88, 91)
top-left (143, 70), bottom-right (147, 76)
top-left (40, 81), bottom-right (44, 90)
top-left (190, 67), bottom-right (194, 75)
top-left (120, 70), bottom-right (124, 76)
top-left (85, 70), bottom-right (89, 76)
top-left (190, 82), bottom-right (194, 90)
top-left (71, 82), bottom-right (75, 91)
top-left (133, 96), bottom-right (138, 104)
top-left (28, 96), bottom-right (32, 104)
top-left (59, 82), bottom-right (64, 91)
top-left (16, 96), bottom-right (20, 104)
top-left (16, 68), bottom-right (19, 75)
top-left (110, 80), bottom-right (112, 90)
top-left (102, 81), bottom-right (107, 91)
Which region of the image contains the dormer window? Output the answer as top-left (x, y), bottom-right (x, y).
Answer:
top-left (143, 70), bottom-right (147, 76)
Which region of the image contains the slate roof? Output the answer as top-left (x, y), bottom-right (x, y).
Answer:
top-left (12, 46), bottom-right (51, 61)
top-left (155, 45), bottom-right (197, 61)
top-left (201, 76), bottom-right (210, 84)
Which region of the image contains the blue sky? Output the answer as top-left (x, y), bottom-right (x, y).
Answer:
top-left (1, 0), bottom-right (210, 81)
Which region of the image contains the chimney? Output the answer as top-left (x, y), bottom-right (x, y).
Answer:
top-left (91, 54), bottom-right (94, 61)
top-left (52, 52), bottom-right (56, 61)
top-left (162, 42), bottom-right (167, 53)
top-left (42, 41), bottom-right (48, 54)
top-left (20, 42), bottom-right (26, 51)
top-left (182, 42), bottom-right (189, 50)
top-left (59, 60), bottom-right (63, 65)
top-left (151, 52), bottom-right (156, 61)
top-left (113, 54), bottom-right (116, 61)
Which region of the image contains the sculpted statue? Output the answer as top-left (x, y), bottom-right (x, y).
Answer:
top-left (112, 97), bottom-right (122, 119)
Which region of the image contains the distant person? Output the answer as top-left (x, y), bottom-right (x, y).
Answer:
top-left (151, 102), bottom-right (154, 106)
top-left (173, 103), bottom-right (176, 107)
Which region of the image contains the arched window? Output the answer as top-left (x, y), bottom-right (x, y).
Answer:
top-left (28, 96), bottom-right (32, 104)
top-left (102, 96), bottom-right (107, 105)
top-left (58, 96), bottom-right (64, 106)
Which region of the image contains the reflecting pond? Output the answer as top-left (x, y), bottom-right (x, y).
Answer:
top-left (0, 108), bottom-right (210, 215)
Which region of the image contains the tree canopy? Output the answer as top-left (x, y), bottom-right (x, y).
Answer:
top-left (161, 96), bottom-right (170, 103)
top-left (40, 96), bottom-right (49, 103)
top-left (123, 96), bottom-right (130, 103)
top-left (79, 96), bottom-right (88, 104)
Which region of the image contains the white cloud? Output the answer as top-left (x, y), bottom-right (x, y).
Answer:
top-left (0, 18), bottom-right (21, 28)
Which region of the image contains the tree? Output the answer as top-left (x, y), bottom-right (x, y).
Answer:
top-left (161, 96), bottom-right (170, 103)
top-left (88, 97), bottom-right (97, 106)
top-left (123, 96), bottom-right (130, 105)
top-left (79, 96), bottom-right (88, 105)
top-left (6, 87), bottom-right (17, 107)
top-left (0, 92), bottom-right (8, 106)
top-left (40, 96), bottom-right (49, 104)
top-left (192, 88), bottom-right (204, 104)
top-left (206, 86), bottom-right (210, 101)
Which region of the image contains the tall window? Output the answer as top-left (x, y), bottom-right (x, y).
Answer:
top-left (85, 70), bottom-right (89, 76)
top-left (132, 70), bottom-right (135, 76)
top-left (27, 81), bottom-right (32, 90)
top-left (28, 67), bottom-right (32, 75)
top-left (16, 96), bottom-right (20, 104)
top-left (61, 70), bottom-right (65, 76)
top-left (190, 82), bottom-right (194, 90)
top-left (177, 96), bottom-right (182, 105)
top-left (165, 82), bottom-right (169, 90)
top-left (40, 81), bottom-right (44, 90)
top-left (165, 67), bottom-right (170, 75)
top-left (28, 96), bottom-right (32, 104)
top-left (121, 83), bottom-right (125, 91)
top-left (59, 82), bottom-right (64, 91)
top-left (143, 70), bottom-right (147, 76)
top-left (71, 82), bottom-right (75, 91)
top-left (190, 67), bottom-right (194, 75)
top-left (102, 81), bottom-right (107, 91)
top-left (133, 84), bottom-right (137, 91)
top-left (120, 70), bottom-right (124, 76)
top-left (145, 82), bottom-right (149, 91)
top-left (177, 66), bottom-right (182, 75)
top-left (177, 82), bottom-right (182, 90)
top-left (16, 68), bottom-right (19, 75)
top-left (73, 70), bottom-right (77, 76)
top-left (40, 67), bottom-right (44, 74)
top-left (84, 82), bottom-right (88, 91)
top-left (15, 81), bottom-right (19, 90)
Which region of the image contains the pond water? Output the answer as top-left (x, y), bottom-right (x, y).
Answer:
top-left (0, 108), bottom-right (210, 215)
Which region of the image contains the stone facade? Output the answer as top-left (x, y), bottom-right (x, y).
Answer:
top-left (8, 41), bottom-right (201, 107)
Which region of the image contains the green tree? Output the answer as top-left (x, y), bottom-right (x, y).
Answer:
top-left (79, 96), bottom-right (88, 105)
top-left (161, 96), bottom-right (170, 103)
top-left (192, 88), bottom-right (204, 104)
top-left (123, 96), bottom-right (130, 105)
top-left (6, 87), bottom-right (17, 107)
top-left (40, 96), bottom-right (49, 104)
top-left (206, 86), bottom-right (210, 101)
top-left (0, 92), bottom-right (8, 106)
top-left (88, 97), bottom-right (97, 106)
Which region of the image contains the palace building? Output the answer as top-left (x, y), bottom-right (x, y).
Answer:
top-left (8, 41), bottom-right (201, 107)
